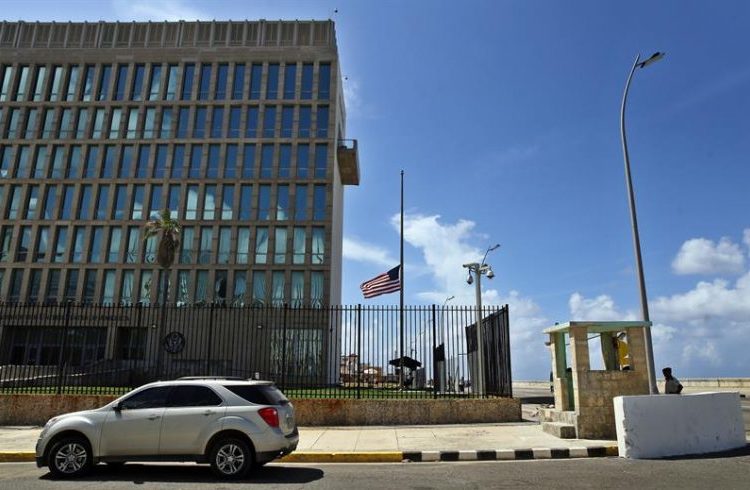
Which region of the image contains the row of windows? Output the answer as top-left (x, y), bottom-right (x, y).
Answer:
top-left (0, 142), bottom-right (329, 181)
top-left (0, 224), bottom-right (327, 267)
top-left (2, 267), bottom-right (326, 307)
top-left (1, 104), bottom-right (330, 141)
top-left (0, 62), bottom-right (332, 103)
top-left (1, 182), bottom-right (328, 223)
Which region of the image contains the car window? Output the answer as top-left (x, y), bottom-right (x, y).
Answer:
top-left (222, 384), bottom-right (288, 405)
top-left (167, 385), bottom-right (223, 407)
top-left (120, 386), bottom-right (171, 410)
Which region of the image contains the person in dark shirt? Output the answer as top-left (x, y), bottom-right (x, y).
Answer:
top-left (662, 367), bottom-right (683, 394)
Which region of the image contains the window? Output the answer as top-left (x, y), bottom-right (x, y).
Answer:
top-left (148, 64), bottom-right (162, 100)
top-left (180, 227), bottom-right (194, 263)
top-left (82, 65), bottom-right (95, 101)
top-left (271, 271), bottom-right (285, 306)
top-left (279, 144), bottom-right (291, 178)
top-left (113, 185), bottom-right (127, 220)
top-left (261, 144), bottom-right (273, 178)
top-left (233, 272), bottom-right (247, 306)
top-left (58, 108), bottom-right (73, 138)
top-left (60, 185), bottom-right (74, 219)
top-left (97, 65), bottom-right (112, 100)
top-left (199, 64), bottom-right (212, 100)
top-left (102, 146), bottom-right (117, 178)
top-left (176, 107), bottom-right (189, 138)
top-left (84, 146), bottom-right (99, 178)
top-left (167, 386), bottom-right (222, 407)
top-left (32, 147), bottom-right (47, 178)
top-left (224, 144), bottom-right (237, 178)
top-left (114, 64), bottom-right (128, 100)
top-left (246, 106), bottom-right (259, 137)
top-left (160, 108), bottom-right (172, 139)
top-left (72, 227), bottom-right (85, 263)
top-left (25, 185), bottom-right (40, 219)
top-left (203, 185), bottom-right (216, 220)
top-left (281, 107), bottom-right (293, 138)
top-left (255, 227), bottom-right (268, 264)
top-left (176, 270), bottom-right (190, 305)
top-left (92, 108), bottom-right (105, 138)
top-left (189, 145), bottom-right (202, 178)
top-left (291, 271), bottom-right (304, 307)
top-left (266, 63), bottom-right (279, 99)
top-left (45, 269), bottom-right (61, 304)
top-left (136, 145), bottom-right (150, 178)
top-left (42, 185), bottom-right (57, 219)
top-left (222, 185), bottom-right (234, 220)
top-left (89, 227), bottom-right (104, 263)
top-left (64, 269), bottom-right (79, 301)
top-left (149, 184), bottom-right (163, 219)
top-left (8, 269), bottom-right (23, 302)
top-left (16, 146), bottom-right (31, 178)
top-left (121, 387), bottom-right (170, 410)
top-left (193, 107), bottom-right (206, 138)
top-left (249, 63), bottom-right (262, 99)
top-left (143, 235), bottom-right (156, 264)
top-left (283, 63), bottom-right (296, 99)
top-left (5, 108), bottom-right (19, 138)
top-left (65, 66), bottom-right (80, 101)
top-left (0, 66), bottom-right (12, 101)
top-left (318, 63), bottom-right (331, 99)
top-left (27, 269), bottom-right (42, 303)
top-left (277, 185), bottom-right (289, 220)
top-left (95, 185), bottom-right (109, 220)
top-left (218, 227), bottom-right (231, 264)
top-left (50, 146), bottom-right (66, 178)
top-left (34, 227), bottom-right (49, 262)
top-left (181, 63), bottom-right (195, 100)
top-left (316, 106), bottom-right (329, 138)
top-left (41, 109), bottom-right (55, 138)
top-left (186, 185), bottom-right (199, 220)
top-left (312, 227), bottom-right (325, 264)
top-left (211, 107), bottom-right (224, 138)
top-left (315, 144), bottom-right (328, 178)
top-left (24, 108), bottom-right (37, 139)
top-left (166, 64), bottom-right (179, 100)
top-left (215, 64), bottom-right (228, 100)
top-left (0, 146), bottom-right (10, 178)
top-left (131, 64), bottom-right (145, 101)
top-left (199, 227), bottom-right (213, 264)
top-left (232, 63), bottom-right (245, 99)
top-left (298, 106), bottom-right (311, 137)
top-left (15, 66), bottom-right (29, 101)
top-left (196, 270), bottom-right (209, 303)
top-left (313, 185), bottom-right (326, 220)
top-left (274, 228), bottom-right (287, 264)
top-left (139, 270), bottom-right (152, 304)
top-left (301, 63), bottom-right (313, 99)
top-left (53, 227), bottom-right (67, 263)
top-left (121, 270), bottom-right (135, 305)
top-left (119, 145), bottom-right (134, 177)
top-left (75, 108), bottom-right (88, 138)
top-left (168, 184), bottom-right (180, 216)
top-left (171, 145), bottom-right (185, 178)
top-left (293, 227), bottom-right (306, 264)
top-left (258, 185), bottom-right (271, 220)
top-left (263, 106), bottom-right (276, 137)
top-left (242, 144), bottom-right (255, 178)
top-left (102, 270), bottom-right (116, 304)
top-left (6, 185), bottom-right (21, 219)
top-left (132, 185), bottom-right (145, 219)
top-left (32, 66), bottom-right (47, 101)
top-left (154, 145), bottom-right (168, 178)
top-left (237, 228), bottom-right (250, 264)
top-left (252, 270), bottom-right (266, 305)
top-left (311, 271), bottom-right (324, 307)
top-left (207, 144), bottom-right (220, 178)
top-left (239, 185), bottom-right (252, 220)
top-left (295, 184), bottom-right (308, 220)
top-left (108, 228), bottom-right (122, 263)
top-left (83, 269), bottom-right (97, 303)
top-left (126, 227), bottom-right (139, 263)
top-left (143, 107), bottom-right (156, 138)
top-left (228, 107), bottom-right (241, 138)
top-left (67, 146), bottom-right (82, 178)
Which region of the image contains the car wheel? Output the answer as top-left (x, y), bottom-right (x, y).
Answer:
top-left (209, 437), bottom-right (252, 479)
top-left (47, 436), bottom-right (92, 478)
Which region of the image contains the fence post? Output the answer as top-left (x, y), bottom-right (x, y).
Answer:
top-left (206, 303), bottom-right (215, 376)
top-left (432, 304), bottom-right (437, 399)
top-left (55, 301), bottom-right (72, 395)
top-left (281, 304), bottom-right (288, 391)
top-left (356, 304), bottom-right (361, 400)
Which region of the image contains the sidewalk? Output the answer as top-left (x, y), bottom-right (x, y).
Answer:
top-left (0, 422), bottom-right (619, 463)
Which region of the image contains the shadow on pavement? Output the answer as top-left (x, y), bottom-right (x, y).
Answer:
top-left (39, 463), bottom-right (324, 484)
top-left (659, 444), bottom-right (750, 461)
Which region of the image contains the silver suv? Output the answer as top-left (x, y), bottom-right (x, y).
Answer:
top-left (35, 378), bottom-right (298, 479)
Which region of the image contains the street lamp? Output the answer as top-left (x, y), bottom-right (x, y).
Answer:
top-left (620, 52), bottom-right (664, 395)
top-left (463, 243), bottom-right (500, 396)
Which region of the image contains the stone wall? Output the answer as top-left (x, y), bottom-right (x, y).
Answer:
top-left (0, 394), bottom-right (521, 426)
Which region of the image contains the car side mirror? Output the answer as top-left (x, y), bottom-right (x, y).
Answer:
top-left (114, 402), bottom-right (123, 412)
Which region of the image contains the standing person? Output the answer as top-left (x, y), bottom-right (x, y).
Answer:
top-left (662, 367), bottom-right (683, 394)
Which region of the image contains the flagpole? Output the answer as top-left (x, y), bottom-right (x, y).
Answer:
top-left (399, 170), bottom-right (405, 390)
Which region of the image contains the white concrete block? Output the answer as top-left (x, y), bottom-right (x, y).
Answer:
top-left (458, 450), bottom-right (477, 460)
top-left (532, 448), bottom-right (552, 459)
top-left (420, 451), bottom-right (440, 461)
top-left (568, 447), bottom-right (589, 458)
top-left (614, 392), bottom-right (745, 459)
top-left (496, 449), bottom-right (515, 460)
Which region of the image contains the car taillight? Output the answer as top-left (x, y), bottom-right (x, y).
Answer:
top-left (258, 407), bottom-right (279, 428)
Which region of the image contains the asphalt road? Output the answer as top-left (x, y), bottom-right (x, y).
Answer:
top-left (1, 452), bottom-right (749, 490)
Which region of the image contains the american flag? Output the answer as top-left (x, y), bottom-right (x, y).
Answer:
top-left (360, 266), bottom-right (401, 299)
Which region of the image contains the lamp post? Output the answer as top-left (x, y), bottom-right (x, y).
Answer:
top-left (463, 244), bottom-right (500, 396)
top-left (620, 52), bottom-right (664, 395)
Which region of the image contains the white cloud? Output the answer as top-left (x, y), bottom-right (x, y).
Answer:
top-left (651, 272), bottom-right (750, 322)
top-left (743, 228), bottom-right (750, 251)
top-left (569, 293), bottom-right (636, 321)
top-left (671, 236), bottom-right (745, 276)
top-left (342, 237), bottom-right (396, 268)
top-left (111, 0), bottom-right (208, 21)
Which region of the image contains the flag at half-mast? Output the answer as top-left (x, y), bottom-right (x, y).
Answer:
top-left (360, 265), bottom-right (401, 299)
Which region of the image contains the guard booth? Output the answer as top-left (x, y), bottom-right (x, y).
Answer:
top-left (541, 321), bottom-right (651, 439)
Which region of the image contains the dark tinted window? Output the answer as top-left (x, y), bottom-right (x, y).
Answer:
top-left (223, 384), bottom-right (288, 405)
top-left (167, 385), bottom-right (223, 407)
top-left (120, 386), bottom-right (170, 410)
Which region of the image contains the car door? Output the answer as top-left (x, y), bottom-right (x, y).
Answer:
top-left (100, 386), bottom-right (170, 457)
top-left (159, 385), bottom-right (225, 455)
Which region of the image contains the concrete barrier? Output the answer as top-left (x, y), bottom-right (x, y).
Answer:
top-left (614, 392), bottom-right (745, 459)
top-left (0, 394), bottom-right (521, 426)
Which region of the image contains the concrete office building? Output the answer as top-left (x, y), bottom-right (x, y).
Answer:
top-left (0, 19), bottom-right (359, 307)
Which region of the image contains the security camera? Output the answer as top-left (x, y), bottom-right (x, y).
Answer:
top-left (466, 274), bottom-right (473, 285)
top-left (486, 268), bottom-right (495, 279)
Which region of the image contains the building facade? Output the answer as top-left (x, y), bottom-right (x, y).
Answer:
top-left (0, 20), bottom-right (359, 307)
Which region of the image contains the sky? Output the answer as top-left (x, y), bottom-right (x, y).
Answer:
top-left (7, 0), bottom-right (750, 380)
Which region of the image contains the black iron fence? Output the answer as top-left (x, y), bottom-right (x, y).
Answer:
top-left (0, 302), bottom-right (511, 399)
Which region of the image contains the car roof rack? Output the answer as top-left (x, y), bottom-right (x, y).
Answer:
top-left (177, 376), bottom-right (248, 381)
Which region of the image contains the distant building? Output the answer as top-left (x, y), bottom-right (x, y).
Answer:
top-left (0, 20), bottom-right (359, 307)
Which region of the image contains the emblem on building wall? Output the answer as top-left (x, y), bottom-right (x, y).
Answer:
top-left (162, 332), bottom-right (186, 354)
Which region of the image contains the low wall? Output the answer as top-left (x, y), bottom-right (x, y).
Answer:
top-left (0, 394), bottom-right (521, 426)
top-left (614, 392), bottom-right (745, 459)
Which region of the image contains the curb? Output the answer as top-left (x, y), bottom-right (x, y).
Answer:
top-left (2, 447), bottom-right (619, 464)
